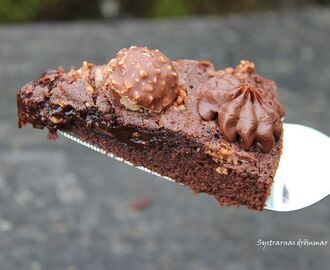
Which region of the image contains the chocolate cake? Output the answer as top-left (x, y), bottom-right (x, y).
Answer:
top-left (17, 46), bottom-right (285, 210)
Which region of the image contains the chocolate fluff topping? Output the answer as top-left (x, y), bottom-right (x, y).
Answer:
top-left (108, 46), bottom-right (180, 112)
top-left (198, 60), bottom-right (285, 153)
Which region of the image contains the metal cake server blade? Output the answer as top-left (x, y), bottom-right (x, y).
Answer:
top-left (265, 123), bottom-right (330, 211)
top-left (58, 131), bottom-right (177, 184)
top-left (59, 123), bottom-right (330, 212)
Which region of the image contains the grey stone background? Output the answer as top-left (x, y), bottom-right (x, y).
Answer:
top-left (0, 6), bottom-right (330, 270)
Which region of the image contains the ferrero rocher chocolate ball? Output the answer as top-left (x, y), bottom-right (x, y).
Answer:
top-left (108, 46), bottom-right (179, 112)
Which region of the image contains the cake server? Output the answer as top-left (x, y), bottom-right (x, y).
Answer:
top-left (266, 123), bottom-right (330, 212)
top-left (59, 123), bottom-right (330, 212)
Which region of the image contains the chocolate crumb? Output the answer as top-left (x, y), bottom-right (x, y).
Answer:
top-left (129, 197), bottom-right (152, 211)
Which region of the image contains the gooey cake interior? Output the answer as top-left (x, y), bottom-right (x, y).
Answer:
top-left (17, 46), bottom-right (285, 210)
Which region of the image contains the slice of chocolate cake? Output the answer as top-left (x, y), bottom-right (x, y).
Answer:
top-left (17, 46), bottom-right (285, 210)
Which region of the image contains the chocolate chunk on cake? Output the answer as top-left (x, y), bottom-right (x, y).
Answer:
top-left (17, 46), bottom-right (285, 210)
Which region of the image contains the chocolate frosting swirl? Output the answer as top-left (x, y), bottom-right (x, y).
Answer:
top-left (198, 60), bottom-right (285, 153)
top-left (108, 46), bottom-right (180, 112)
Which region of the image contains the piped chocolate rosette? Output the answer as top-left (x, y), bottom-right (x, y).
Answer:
top-left (198, 60), bottom-right (285, 153)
